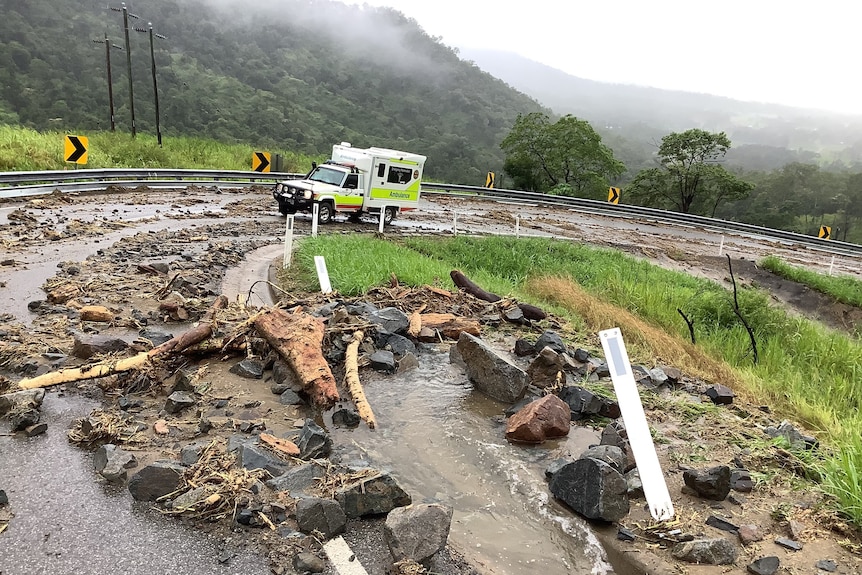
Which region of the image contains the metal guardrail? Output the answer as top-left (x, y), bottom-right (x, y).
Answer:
top-left (1, 169), bottom-right (859, 257)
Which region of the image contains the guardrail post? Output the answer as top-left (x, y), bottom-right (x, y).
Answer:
top-left (718, 235), bottom-right (725, 256)
top-left (515, 215), bottom-right (520, 239)
top-left (312, 203), bottom-right (319, 237)
top-left (829, 255), bottom-right (835, 276)
top-left (283, 214), bottom-right (295, 269)
top-left (453, 211), bottom-right (457, 236)
top-left (378, 207), bottom-right (386, 233)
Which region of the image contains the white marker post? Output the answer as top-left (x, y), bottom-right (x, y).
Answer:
top-left (311, 203), bottom-right (320, 237)
top-left (453, 212), bottom-right (458, 236)
top-left (718, 235), bottom-right (725, 256)
top-left (378, 207), bottom-right (386, 234)
top-left (599, 328), bottom-right (675, 522)
top-left (829, 255), bottom-right (836, 276)
top-left (515, 215), bottom-right (521, 239)
top-left (314, 256), bottom-right (332, 294)
top-left (282, 215), bottom-right (295, 269)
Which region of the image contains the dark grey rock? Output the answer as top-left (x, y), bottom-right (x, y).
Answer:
top-left (94, 444), bottom-right (137, 482)
top-left (0, 389), bottom-right (45, 416)
top-left (706, 514), bottom-right (739, 533)
top-left (165, 391), bottom-right (196, 414)
top-left (534, 330), bottom-right (566, 354)
top-left (293, 552), bottom-right (326, 574)
top-left (764, 420), bottom-right (817, 450)
top-left (503, 306), bottom-right (525, 324)
top-left (297, 420), bottom-right (332, 459)
top-left (816, 559), bottom-right (837, 572)
top-left (514, 338), bottom-right (535, 357)
top-left (594, 361), bottom-right (611, 378)
top-left (265, 463), bottom-right (326, 495)
top-left (683, 465), bottom-right (731, 500)
top-left (396, 352), bottom-right (419, 373)
top-left (706, 384), bottom-right (735, 405)
top-left (229, 358), bottom-right (264, 379)
top-left (0, 490), bottom-right (7, 505)
top-left (24, 422), bottom-right (48, 437)
top-left (367, 307), bottom-right (410, 334)
top-left (335, 473), bottom-right (412, 518)
top-left (527, 347), bottom-right (565, 389)
top-left (238, 444), bottom-right (286, 477)
top-left (672, 538), bottom-right (737, 565)
top-left (579, 445), bottom-right (626, 474)
top-left (456, 332), bottom-right (528, 403)
top-left (600, 422), bottom-right (635, 471)
top-left (171, 486), bottom-right (209, 511)
top-left (545, 458), bottom-right (569, 480)
top-left (296, 497), bottom-right (347, 539)
top-left (332, 409), bottom-right (361, 428)
top-left (369, 350), bottom-right (396, 373)
top-left (731, 468), bottom-right (754, 492)
top-left (384, 503), bottom-right (453, 562)
top-left (559, 385), bottom-right (621, 420)
top-left (617, 527), bottom-right (636, 541)
top-left (272, 359), bottom-right (301, 392)
top-left (117, 396), bottom-right (143, 411)
top-left (128, 461), bottom-right (186, 501)
top-left (139, 329), bottom-right (172, 347)
top-left (572, 348), bottom-right (590, 362)
top-left (346, 301), bottom-right (379, 316)
top-left (71, 333), bottom-right (129, 360)
top-left (179, 441), bottom-right (209, 466)
top-left (316, 301), bottom-right (341, 317)
top-left (171, 369), bottom-right (196, 393)
top-left (774, 537), bottom-right (803, 551)
top-left (10, 409), bottom-right (40, 432)
top-left (625, 469), bottom-right (643, 498)
top-left (631, 365), bottom-right (653, 386)
top-left (549, 458), bottom-right (629, 522)
top-left (227, 433), bottom-right (255, 453)
top-left (448, 344), bottom-right (466, 368)
top-left (279, 389), bottom-right (303, 405)
top-left (385, 334), bottom-right (416, 359)
top-left (235, 508), bottom-right (257, 526)
top-left (747, 556), bottom-right (780, 575)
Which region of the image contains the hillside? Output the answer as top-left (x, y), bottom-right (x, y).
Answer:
top-left (460, 48), bottom-right (862, 172)
top-left (0, 0), bottom-right (545, 182)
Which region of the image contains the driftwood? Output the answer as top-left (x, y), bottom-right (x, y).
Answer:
top-left (343, 330), bottom-right (376, 429)
top-left (260, 432), bottom-right (300, 457)
top-left (254, 308), bottom-right (340, 409)
top-left (419, 313), bottom-right (480, 339)
top-left (407, 310), bottom-right (422, 339)
top-left (450, 269), bottom-right (547, 320)
top-left (18, 296), bottom-right (229, 390)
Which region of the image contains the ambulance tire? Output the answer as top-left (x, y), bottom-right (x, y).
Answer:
top-left (348, 210), bottom-right (363, 223)
top-left (383, 206), bottom-right (397, 225)
top-left (317, 201), bottom-right (335, 224)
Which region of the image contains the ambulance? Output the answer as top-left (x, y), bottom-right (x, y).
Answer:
top-left (272, 143), bottom-right (426, 225)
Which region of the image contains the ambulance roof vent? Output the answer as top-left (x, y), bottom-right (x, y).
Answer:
top-left (340, 142), bottom-right (351, 147)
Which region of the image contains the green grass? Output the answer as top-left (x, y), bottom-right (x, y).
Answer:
top-left (761, 255), bottom-right (862, 308)
top-left (0, 125), bottom-right (312, 172)
top-left (292, 233), bottom-right (862, 528)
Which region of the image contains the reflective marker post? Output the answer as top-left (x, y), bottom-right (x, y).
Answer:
top-left (311, 203), bottom-right (319, 237)
top-left (718, 235), bottom-right (725, 256)
top-left (453, 212), bottom-right (458, 236)
top-left (515, 215), bottom-right (520, 239)
top-left (378, 207), bottom-right (386, 234)
top-left (600, 327), bottom-right (675, 522)
top-left (314, 256), bottom-right (332, 294)
top-left (282, 215), bottom-right (294, 269)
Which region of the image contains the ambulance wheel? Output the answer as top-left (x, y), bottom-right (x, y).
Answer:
top-left (348, 210), bottom-right (363, 223)
top-left (383, 206), bottom-right (397, 225)
top-left (317, 201), bottom-right (334, 224)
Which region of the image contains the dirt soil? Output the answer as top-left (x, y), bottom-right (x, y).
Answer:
top-left (2, 188), bottom-right (862, 575)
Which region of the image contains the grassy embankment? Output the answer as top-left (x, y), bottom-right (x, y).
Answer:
top-left (0, 125), bottom-right (315, 172)
top-left (761, 254), bottom-right (862, 308)
top-left (289, 233), bottom-right (862, 529)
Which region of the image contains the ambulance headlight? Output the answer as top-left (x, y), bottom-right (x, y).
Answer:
top-left (276, 183), bottom-right (283, 192)
top-left (303, 190), bottom-right (312, 200)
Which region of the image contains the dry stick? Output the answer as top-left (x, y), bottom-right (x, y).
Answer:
top-left (677, 308), bottom-right (696, 344)
top-left (17, 296), bottom-right (229, 390)
top-left (343, 330), bottom-right (377, 430)
top-left (725, 254), bottom-right (758, 365)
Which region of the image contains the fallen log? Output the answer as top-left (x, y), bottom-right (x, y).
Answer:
top-left (407, 310), bottom-right (422, 339)
top-left (253, 308), bottom-right (339, 410)
top-left (450, 269), bottom-right (547, 321)
top-left (17, 296), bottom-right (229, 390)
top-left (419, 313), bottom-right (480, 339)
top-left (343, 330), bottom-right (376, 430)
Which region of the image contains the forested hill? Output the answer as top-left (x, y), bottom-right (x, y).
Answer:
top-left (0, 0), bottom-right (545, 182)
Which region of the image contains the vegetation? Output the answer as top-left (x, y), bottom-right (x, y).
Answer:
top-left (292, 233), bottom-right (862, 528)
top-left (760, 255), bottom-right (862, 308)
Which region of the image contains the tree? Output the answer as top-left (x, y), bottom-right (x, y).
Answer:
top-left (500, 112), bottom-right (624, 196)
top-left (628, 129), bottom-right (753, 214)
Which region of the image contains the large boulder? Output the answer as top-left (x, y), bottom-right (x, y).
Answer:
top-left (526, 347), bottom-right (565, 389)
top-left (368, 307), bottom-right (410, 334)
top-left (505, 395), bottom-right (570, 443)
top-left (295, 497), bottom-right (347, 539)
top-left (683, 465), bottom-right (731, 501)
top-left (237, 444), bottom-right (286, 477)
top-left (297, 419), bottom-right (332, 460)
top-left (534, 331), bottom-right (567, 354)
top-left (266, 463), bottom-right (326, 495)
top-left (94, 444), bottom-right (138, 482)
top-left (128, 461), bottom-right (186, 501)
top-left (456, 333), bottom-right (527, 403)
top-left (335, 473), bottom-right (411, 518)
top-left (384, 503), bottom-right (453, 563)
top-left (559, 385), bottom-right (620, 420)
top-left (549, 458), bottom-right (629, 522)
top-left (671, 538), bottom-right (738, 565)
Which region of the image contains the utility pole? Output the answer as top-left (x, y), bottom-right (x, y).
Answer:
top-left (135, 23), bottom-right (167, 146)
top-left (92, 35), bottom-right (123, 132)
top-left (110, 3), bottom-right (139, 137)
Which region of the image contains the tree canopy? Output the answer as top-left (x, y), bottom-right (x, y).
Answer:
top-left (500, 112), bottom-right (623, 197)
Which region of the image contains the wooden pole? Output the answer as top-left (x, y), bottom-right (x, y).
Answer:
top-left (343, 330), bottom-right (376, 430)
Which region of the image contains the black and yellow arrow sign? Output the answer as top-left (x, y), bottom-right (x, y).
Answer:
top-left (252, 151), bottom-right (271, 173)
top-left (608, 186), bottom-right (621, 204)
top-left (485, 171), bottom-right (495, 188)
top-left (819, 225), bottom-right (831, 240)
top-left (64, 135), bottom-right (88, 164)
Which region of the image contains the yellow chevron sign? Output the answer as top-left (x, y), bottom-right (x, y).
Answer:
top-left (819, 225), bottom-right (831, 240)
top-left (608, 187), bottom-right (621, 204)
top-left (64, 135), bottom-right (88, 164)
top-left (485, 171), bottom-right (495, 188)
top-left (252, 151), bottom-right (271, 172)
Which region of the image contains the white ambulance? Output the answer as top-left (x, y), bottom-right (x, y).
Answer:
top-left (272, 143), bottom-right (426, 225)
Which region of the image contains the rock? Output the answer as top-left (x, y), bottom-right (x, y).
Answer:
top-left (170, 369), bottom-right (197, 393)
top-left (297, 420), bottom-right (332, 459)
top-left (631, 365), bottom-right (653, 386)
top-left (816, 559), bottom-right (837, 572)
top-left (296, 497), bottom-right (347, 539)
top-left (534, 330), bottom-right (566, 354)
top-left (235, 508), bottom-right (258, 526)
top-left (332, 409), bottom-right (361, 428)
top-left (504, 393), bottom-right (541, 418)
top-left (545, 458), bottom-right (569, 480)
top-left (24, 422), bottom-right (48, 437)
top-left (648, 367), bottom-right (669, 387)
top-left (117, 396), bottom-right (143, 411)
top-left (671, 538), bottom-right (738, 565)
top-left (369, 350), bottom-right (397, 373)
top-left (171, 486), bottom-right (210, 511)
top-left (368, 307), bottom-right (410, 334)
top-left (505, 395), bottom-right (570, 443)
top-left (279, 389), bottom-right (303, 405)
top-left (10, 409), bottom-right (40, 432)
top-left (396, 352), bottom-right (419, 373)
top-left (238, 444), bottom-right (286, 477)
top-left (384, 503), bottom-right (453, 563)
top-left (580, 445), bottom-right (626, 474)
top-left (139, 328), bottom-right (172, 347)
top-left (164, 391), bottom-right (196, 414)
top-left (527, 347), bottom-right (565, 388)
top-left (625, 469), bottom-right (643, 498)
top-left (128, 461), bottom-right (186, 501)
top-left (705, 384), bottom-right (735, 405)
top-left (153, 419), bottom-right (170, 435)
top-left (706, 514), bottom-right (739, 533)
top-left (764, 420), bottom-right (817, 450)
top-left (572, 348), bottom-right (590, 362)
top-left (180, 443), bottom-right (206, 466)
top-left (293, 552), bottom-right (326, 574)
top-left (230, 358), bottom-right (264, 379)
top-left (448, 344), bottom-right (466, 368)
top-left (0, 389), bottom-right (45, 416)
top-left (503, 306), bottom-right (525, 324)
top-left (94, 444), bottom-right (137, 482)
top-left (0, 490), bottom-right (7, 505)
top-left (386, 334), bottom-right (416, 358)
top-left (617, 527), bottom-right (636, 541)
top-left (266, 463), bottom-right (326, 495)
top-left (559, 385), bottom-right (620, 420)
top-left (747, 556), bottom-right (779, 575)
top-left (738, 524), bottom-right (763, 544)
top-left (774, 537), bottom-right (802, 551)
top-left (71, 332), bottom-right (129, 360)
top-left (788, 519), bottom-right (806, 539)
top-left (80, 305), bottom-right (114, 322)
top-left (514, 338), bottom-right (535, 357)
top-left (683, 465), bottom-right (731, 500)
top-left (417, 327), bottom-right (437, 342)
top-left (335, 473), bottom-right (412, 518)
top-left (600, 423), bottom-right (635, 471)
top-left (731, 468), bottom-right (754, 492)
top-left (549, 458), bottom-right (629, 522)
top-left (456, 332), bottom-right (528, 403)
top-left (272, 359), bottom-right (300, 392)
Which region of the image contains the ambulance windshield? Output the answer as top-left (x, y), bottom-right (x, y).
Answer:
top-left (308, 166), bottom-right (346, 186)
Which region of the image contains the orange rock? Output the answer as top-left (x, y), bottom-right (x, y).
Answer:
top-left (80, 305), bottom-right (113, 322)
top-left (505, 395), bottom-right (571, 443)
top-left (154, 419), bottom-right (170, 435)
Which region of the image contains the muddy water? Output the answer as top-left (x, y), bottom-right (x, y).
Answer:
top-left (329, 348), bottom-right (612, 575)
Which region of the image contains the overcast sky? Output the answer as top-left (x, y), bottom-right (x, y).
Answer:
top-left (344, 0), bottom-right (862, 115)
